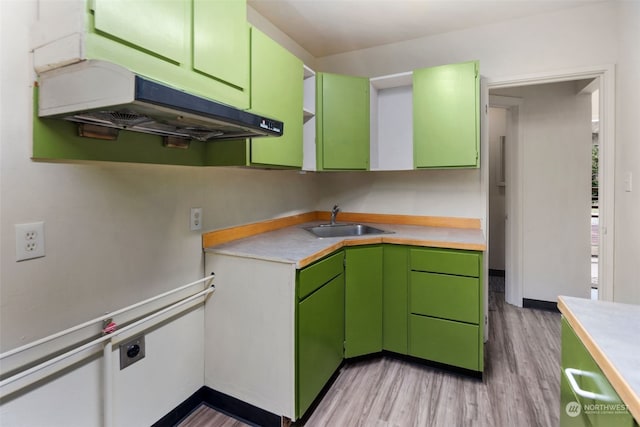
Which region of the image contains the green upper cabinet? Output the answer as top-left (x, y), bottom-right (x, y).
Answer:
top-left (413, 60), bottom-right (479, 168)
top-left (344, 246), bottom-right (383, 358)
top-left (205, 27), bottom-right (303, 168)
top-left (316, 73), bottom-right (370, 170)
top-left (44, 0), bottom-right (251, 109)
top-left (92, 0), bottom-right (189, 65)
top-left (192, 0), bottom-right (250, 100)
top-left (249, 27), bottom-right (303, 167)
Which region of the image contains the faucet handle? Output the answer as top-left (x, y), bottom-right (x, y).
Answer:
top-left (332, 204), bottom-right (340, 213)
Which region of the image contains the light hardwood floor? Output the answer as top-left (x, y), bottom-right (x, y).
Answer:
top-left (178, 276), bottom-right (561, 427)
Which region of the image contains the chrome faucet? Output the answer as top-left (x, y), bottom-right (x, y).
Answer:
top-left (330, 204), bottom-right (340, 225)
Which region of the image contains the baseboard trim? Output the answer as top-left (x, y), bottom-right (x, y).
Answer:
top-left (153, 351), bottom-right (484, 426)
top-left (151, 387), bottom-right (206, 427)
top-left (489, 269), bottom-right (505, 277)
top-left (523, 298), bottom-right (560, 313)
top-left (152, 386), bottom-right (281, 427)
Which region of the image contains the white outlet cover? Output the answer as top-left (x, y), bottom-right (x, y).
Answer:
top-left (15, 222), bottom-right (45, 261)
top-left (190, 207), bottom-right (202, 231)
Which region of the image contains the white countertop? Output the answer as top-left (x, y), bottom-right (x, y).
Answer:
top-left (558, 295), bottom-right (640, 421)
top-left (204, 220), bottom-right (486, 268)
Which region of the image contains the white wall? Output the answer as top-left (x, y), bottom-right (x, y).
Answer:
top-left (0, 305), bottom-right (205, 427)
top-left (488, 108), bottom-right (507, 271)
top-left (314, 169), bottom-right (483, 219)
top-left (0, 0), bottom-right (319, 423)
top-left (315, 1), bottom-right (640, 304)
top-left (493, 82), bottom-right (592, 302)
top-left (312, 0), bottom-right (617, 232)
top-left (2, 0), bottom-right (639, 422)
top-left (316, 2), bottom-right (618, 79)
top-left (613, 1), bottom-right (640, 304)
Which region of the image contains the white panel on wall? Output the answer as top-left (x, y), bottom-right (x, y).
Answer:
top-left (372, 86), bottom-right (413, 171)
top-left (204, 255), bottom-right (296, 418)
top-left (113, 306), bottom-right (205, 426)
top-left (0, 358), bottom-right (102, 427)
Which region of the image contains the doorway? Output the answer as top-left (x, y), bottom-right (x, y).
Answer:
top-left (485, 66), bottom-right (614, 306)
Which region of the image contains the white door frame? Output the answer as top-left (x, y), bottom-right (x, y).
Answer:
top-left (486, 64), bottom-right (615, 303)
top-left (488, 96), bottom-right (524, 307)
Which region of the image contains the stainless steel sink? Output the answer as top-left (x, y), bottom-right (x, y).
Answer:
top-left (303, 223), bottom-right (393, 238)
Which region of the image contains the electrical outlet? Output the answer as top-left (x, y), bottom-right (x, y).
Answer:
top-left (120, 335), bottom-right (145, 370)
top-left (190, 207), bottom-right (202, 231)
top-left (15, 222), bottom-right (45, 262)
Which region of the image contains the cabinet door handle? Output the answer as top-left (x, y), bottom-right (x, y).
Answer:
top-left (564, 368), bottom-right (616, 402)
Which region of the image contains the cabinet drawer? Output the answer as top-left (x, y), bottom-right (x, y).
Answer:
top-left (298, 252), bottom-right (344, 300)
top-left (410, 248), bottom-right (479, 277)
top-left (410, 272), bottom-right (479, 323)
top-left (409, 315), bottom-right (479, 371)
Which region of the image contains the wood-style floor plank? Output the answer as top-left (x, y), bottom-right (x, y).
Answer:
top-left (178, 277), bottom-right (561, 427)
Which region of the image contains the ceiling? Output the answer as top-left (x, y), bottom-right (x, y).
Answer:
top-left (248, 0), bottom-right (605, 58)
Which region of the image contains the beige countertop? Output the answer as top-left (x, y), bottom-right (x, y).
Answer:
top-left (558, 295), bottom-right (640, 421)
top-left (204, 219), bottom-right (485, 268)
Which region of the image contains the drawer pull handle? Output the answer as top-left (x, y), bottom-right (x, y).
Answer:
top-left (564, 368), bottom-right (616, 402)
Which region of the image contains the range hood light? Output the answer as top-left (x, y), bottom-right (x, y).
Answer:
top-left (77, 123), bottom-right (119, 140)
top-left (163, 136), bottom-right (191, 149)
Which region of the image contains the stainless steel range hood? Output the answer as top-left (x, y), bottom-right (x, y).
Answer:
top-left (37, 60), bottom-right (283, 142)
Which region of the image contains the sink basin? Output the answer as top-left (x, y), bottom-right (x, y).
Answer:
top-left (303, 223), bottom-right (393, 238)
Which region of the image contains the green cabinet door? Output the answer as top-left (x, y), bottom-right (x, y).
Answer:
top-left (205, 27), bottom-right (303, 168)
top-left (560, 318), bottom-right (635, 427)
top-left (345, 246), bottom-right (383, 358)
top-left (193, 0), bottom-right (250, 108)
top-left (413, 60), bottom-right (479, 168)
top-left (193, 0), bottom-right (249, 91)
top-left (383, 245), bottom-right (408, 354)
top-left (316, 73), bottom-right (370, 170)
top-left (249, 27), bottom-right (303, 167)
top-left (91, 0), bottom-right (249, 108)
top-left (297, 273), bottom-right (345, 419)
top-left (92, 0), bottom-right (190, 65)
top-left (409, 315), bottom-right (480, 371)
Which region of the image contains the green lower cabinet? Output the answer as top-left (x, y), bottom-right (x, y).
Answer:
top-left (296, 245), bottom-right (485, 419)
top-left (410, 247), bottom-right (480, 276)
top-left (382, 245), bottom-right (408, 354)
top-left (408, 247), bottom-right (483, 372)
top-left (410, 272), bottom-right (479, 324)
top-left (296, 273), bottom-right (345, 419)
top-left (409, 315), bottom-right (479, 371)
top-left (560, 318), bottom-right (635, 427)
top-left (345, 246), bottom-right (383, 358)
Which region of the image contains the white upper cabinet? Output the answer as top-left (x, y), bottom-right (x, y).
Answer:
top-left (369, 72), bottom-right (414, 171)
